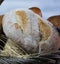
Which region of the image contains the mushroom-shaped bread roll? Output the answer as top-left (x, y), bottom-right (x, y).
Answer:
top-left (2, 9), bottom-right (59, 54)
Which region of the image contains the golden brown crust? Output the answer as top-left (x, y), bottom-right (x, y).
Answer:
top-left (29, 7), bottom-right (42, 17)
top-left (47, 15), bottom-right (60, 28)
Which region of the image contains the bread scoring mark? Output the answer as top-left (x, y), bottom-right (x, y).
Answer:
top-left (38, 18), bottom-right (50, 40)
top-left (16, 11), bottom-right (28, 32)
top-left (14, 23), bottom-right (20, 29)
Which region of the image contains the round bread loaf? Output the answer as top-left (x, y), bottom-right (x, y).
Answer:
top-left (2, 9), bottom-right (60, 54)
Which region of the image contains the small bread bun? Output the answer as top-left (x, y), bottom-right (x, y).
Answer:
top-left (2, 9), bottom-right (59, 54)
top-left (29, 7), bottom-right (42, 17)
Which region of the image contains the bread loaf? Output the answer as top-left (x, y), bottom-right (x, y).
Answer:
top-left (2, 9), bottom-right (59, 54)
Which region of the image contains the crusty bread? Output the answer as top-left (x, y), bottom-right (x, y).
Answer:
top-left (2, 9), bottom-right (59, 54)
top-left (29, 7), bottom-right (42, 17)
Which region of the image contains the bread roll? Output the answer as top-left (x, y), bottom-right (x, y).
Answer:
top-left (2, 9), bottom-right (59, 54)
